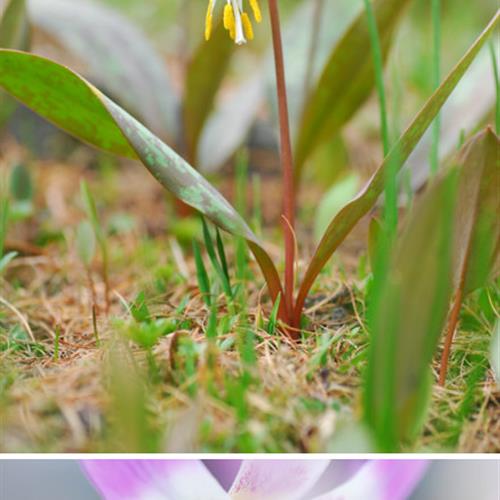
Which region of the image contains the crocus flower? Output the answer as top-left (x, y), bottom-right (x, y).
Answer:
top-left (82, 459), bottom-right (428, 500)
top-left (205, 0), bottom-right (262, 44)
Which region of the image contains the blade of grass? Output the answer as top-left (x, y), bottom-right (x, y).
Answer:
top-left (430, 0), bottom-right (442, 175)
top-left (215, 227), bottom-right (230, 286)
top-left (201, 217), bottom-right (233, 301)
top-left (363, 0), bottom-right (390, 156)
top-left (193, 239), bottom-right (211, 307)
top-left (489, 40), bottom-right (500, 134)
top-left (267, 293), bottom-right (281, 335)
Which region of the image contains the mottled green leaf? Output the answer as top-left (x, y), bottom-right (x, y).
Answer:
top-left (294, 0), bottom-right (411, 180)
top-left (294, 11), bottom-right (500, 321)
top-left (183, 20), bottom-right (234, 164)
top-left (29, 0), bottom-right (179, 142)
top-left (0, 49), bottom-right (284, 309)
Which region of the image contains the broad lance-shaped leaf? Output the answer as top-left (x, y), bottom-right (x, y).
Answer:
top-left (294, 0), bottom-right (411, 181)
top-left (438, 128), bottom-right (499, 384)
top-left (450, 128), bottom-right (500, 294)
top-left (293, 10), bottom-right (500, 323)
top-left (0, 0), bottom-right (30, 126)
top-left (28, 0), bottom-right (179, 143)
top-left (0, 49), bottom-right (284, 309)
top-left (183, 20), bottom-right (234, 164)
top-left (364, 160), bottom-right (458, 451)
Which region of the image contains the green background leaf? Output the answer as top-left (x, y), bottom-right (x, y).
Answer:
top-left (294, 0), bottom-right (411, 181)
top-left (294, 11), bottom-right (500, 321)
top-left (29, 0), bottom-right (180, 142)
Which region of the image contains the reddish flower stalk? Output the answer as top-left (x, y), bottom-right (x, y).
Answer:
top-left (438, 287), bottom-right (463, 386)
top-left (268, 0), bottom-right (296, 326)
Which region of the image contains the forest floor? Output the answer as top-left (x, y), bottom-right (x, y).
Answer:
top-left (0, 136), bottom-right (498, 453)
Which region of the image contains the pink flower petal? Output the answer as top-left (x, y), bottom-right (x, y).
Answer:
top-left (311, 460), bottom-right (429, 500)
top-left (81, 460), bottom-right (230, 500)
top-left (229, 460), bottom-right (330, 500)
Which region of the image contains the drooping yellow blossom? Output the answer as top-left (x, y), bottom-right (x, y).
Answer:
top-left (205, 0), bottom-right (262, 44)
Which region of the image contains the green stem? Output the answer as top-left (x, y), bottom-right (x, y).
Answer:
top-left (363, 0), bottom-right (390, 156)
top-left (430, 0), bottom-right (441, 175)
top-left (363, 0), bottom-right (396, 239)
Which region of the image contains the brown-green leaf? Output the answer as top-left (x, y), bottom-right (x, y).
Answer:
top-left (450, 128), bottom-right (500, 295)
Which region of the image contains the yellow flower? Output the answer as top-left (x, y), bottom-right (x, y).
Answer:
top-left (206, 0), bottom-right (262, 45)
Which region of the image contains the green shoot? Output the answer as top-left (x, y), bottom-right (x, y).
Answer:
top-left (201, 217), bottom-right (233, 302)
top-left (215, 227), bottom-right (230, 286)
top-left (206, 302), bottom-right (218, 341)
top-left (363, 0), bottom-right (398, 245)
top-left (193, 239), bottom-right (211, 307)
top-left (0, 192), bottom-right (17, 275)
top-left (267, 293), bottom-right (281, 335)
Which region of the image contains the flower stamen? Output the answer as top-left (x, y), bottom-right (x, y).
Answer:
top-left (205, 0), bottom-right (262, 44)
top-left (250, 0), bottom-right (262, 23)
top-left (205, 0), bottom-right (215, 41)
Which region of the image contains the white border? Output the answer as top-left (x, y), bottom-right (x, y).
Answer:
top-left (1, 453), bottom-right (499, 460)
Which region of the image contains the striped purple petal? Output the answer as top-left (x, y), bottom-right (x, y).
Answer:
top-left (229, 460), bottom-right (330, 500)
top-left (81, 460), bottom-right (229, 500)
top-left (311, 460), bottom-right (429, 500)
